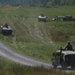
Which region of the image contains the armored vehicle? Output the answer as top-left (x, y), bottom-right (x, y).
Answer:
top-left (0, 23), bottom-right (13, 36)
top-left (52, 49), bottom-right (75, 69)
top-left (52, 15), bottom-right (73, 21)
top-left (38, 14), bottom-right (47, 22)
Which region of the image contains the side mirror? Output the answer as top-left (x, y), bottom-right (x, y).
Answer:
top-left (53, 53), bottom-right (55, 56)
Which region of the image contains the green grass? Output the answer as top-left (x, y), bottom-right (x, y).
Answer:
top-left (0, 5), bottom-right (75, 63)
top-left (0, 5), bottom-right (75, 75)
top-left (0, 56), bottom-right (75, 75)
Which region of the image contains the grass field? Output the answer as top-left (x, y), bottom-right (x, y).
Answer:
top-left (0, 56), bottom-right (75, 75)
top-left (0, 5), bottom-right (75, 63)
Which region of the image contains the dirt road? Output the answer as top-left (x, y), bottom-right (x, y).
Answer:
top-left (0, 42), bottom-right (52, 68)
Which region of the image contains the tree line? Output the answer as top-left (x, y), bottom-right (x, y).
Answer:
top-left (0, 0), bottom-right (75, 6)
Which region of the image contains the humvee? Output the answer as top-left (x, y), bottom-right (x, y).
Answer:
top-left (52, 15), bottom-right (74, 21)
top-left (52, 49), bottom-right (75, 69)
top-left (38, 14), bottom-right (47, 22)
top-left (0, 23), bottom-right (13, 36)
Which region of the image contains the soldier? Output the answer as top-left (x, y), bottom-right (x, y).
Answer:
top-left (3, 23), bottom-right (9, 28)
top-left (65, 41), bottom-right (73, 50)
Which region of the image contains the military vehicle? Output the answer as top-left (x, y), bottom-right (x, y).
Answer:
top-left (0, 23), bottom-right (13, 36)
top-left (52, 15), bottom-right (73, 21)
top-left (38, 14), bottom-right (47, 22)
top-left (52, 49), bottom-right (75, 69)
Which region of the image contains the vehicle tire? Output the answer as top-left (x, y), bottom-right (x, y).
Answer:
top-left (71, 65), bottom-right (75, 69)
top-left (61, 62), bottom-right (67, 69)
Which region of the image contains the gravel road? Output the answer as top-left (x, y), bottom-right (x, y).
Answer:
top-left (0, 42), bottom-right (52, 68)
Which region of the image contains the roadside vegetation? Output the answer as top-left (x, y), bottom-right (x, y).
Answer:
top-left (0, 56), bottom-right (75, 75)
top-left (0, 5), bottom-right (75, 63)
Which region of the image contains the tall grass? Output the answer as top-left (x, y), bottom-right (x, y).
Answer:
top-left (0, 56), bottom-right (75, 75)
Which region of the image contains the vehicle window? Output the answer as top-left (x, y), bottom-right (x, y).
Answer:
top-left (65, 54), bottom-right (75, 59)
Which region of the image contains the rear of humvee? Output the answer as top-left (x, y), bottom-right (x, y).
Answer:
top-left (64, 54), bottom-right (75, 68)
